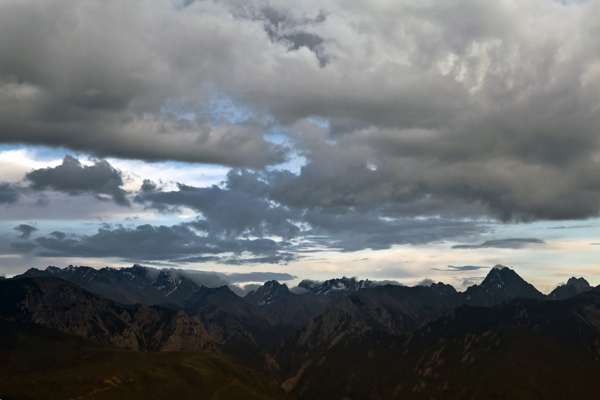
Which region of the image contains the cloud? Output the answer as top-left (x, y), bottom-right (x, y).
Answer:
top-left (451, 238), bottom-right (545, 249)
top-left (10, 241), bottom-right (36, 253)
top-left (432, 265), bottom-right (489, 271)
top-left (0, 182), bottom-right (19, 204)
top-left (373, 280), bottom-right (404, 286)
top-left (417, 278), bottom-right (435, 286)
top-left (28, 221), bottom-right (294, 264)
top-left (26, 155), bottom-right (130, 206)
top-left (191, 271), bottom-right (297, 284)
top-left (14, 224), bottom-right (38, 239)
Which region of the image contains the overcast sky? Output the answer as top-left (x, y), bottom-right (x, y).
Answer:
top-left (0, 0), bottom-right (599, 292)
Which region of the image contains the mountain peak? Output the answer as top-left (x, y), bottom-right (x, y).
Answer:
top-left (463, 266), bottom-right (545, 306)
top-left (244, 280), bottom-right (291, 306)
top-left (298, 276), bottom-right (374, 298)
top-left (548, 276), bottom-right (591, 300)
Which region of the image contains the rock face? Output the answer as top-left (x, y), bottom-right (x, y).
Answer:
top-left (184, 285), bottom-right (276, 348)
top-left (274, 284), bottom-right (460, 387)
top-left (298, 276), bottom-right (375, 298)
top-left (16, 265), bottom-right (203, 309)
top-left (289, 286), bottom-right (600, 400)
top-left (460, 265), bottom-right (546, 306)
top-left (245, 281), bottom-right (293, 307)
top-left (244, 281), bottom-right (330, 336)
top-left (548, 277), bottom-right (591, 300)
top-left (0, 277), bottom-right (217, 352)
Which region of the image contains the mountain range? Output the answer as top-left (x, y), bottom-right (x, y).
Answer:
top-left (2, 264), bottom-right (598, 399)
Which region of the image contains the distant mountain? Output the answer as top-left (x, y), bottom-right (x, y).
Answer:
top-left (289, 286), bottom-right (600, 399)
top-left (17, 265), bottom-right (202, 309)
top-left (298, 276), bottom-right (374, 298)
top-left (245, 280), bottom-right (293, 306)
top-left (244, 280), bottom-right (330, 337)
top-left (429, 281), bottom-right (458, 296)
top-left (183, 285), bottom-right (277, 349)
top-left (548, 276), bottom-right (591, 300)
top-left (274, 284), bottom-right (460, 389)
top-left (460, 265), bottom-right (546, 306)
top-left (0, 276), bottom-right (217, 352)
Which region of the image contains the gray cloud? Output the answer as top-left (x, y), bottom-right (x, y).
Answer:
top-left (14, 224), bottom-right (38, 239)
top-left (10, 241), bottom-right (36, 253)
top-left (451, 238), bottom-right (545, 249)
top-left (432, 265), bottom-right (489, 271)
top-left (26, 155), bottom-right (129, 206)
top-left (190, 271), bottom-right (296, 284)
top-left (28, 222), bottom-right (294, 265)
top-left (417, 278), bottom-right (435, 286)
top-left (0, 183), bottom-right (19, 204)
top-left (373, 280), bottom-right (404, 286)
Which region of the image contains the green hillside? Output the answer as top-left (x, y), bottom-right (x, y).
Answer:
top-left (0, 322), bottom-right (288, 400)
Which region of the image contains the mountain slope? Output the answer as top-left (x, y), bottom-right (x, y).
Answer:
top-left (274, 284), bottom-right (460, 389)
top-left (0, 321), bottom-right (288, 400)
top-left (0, 277), bottom-right (217, 352)
top-left (17, 265), bottom-right (202, 309)
top-left (460, 265), bottom-right (546, 306)
top-left (244, 281), bottom-right (330, 336)
top-left (548, 276), bottom-right (591, 300)
top-left (184, 285), bottom-right (277, 349)
top-left (298, 276), bottom-right (374, 298)
top-left (290, 287), bottom-right (600, 399)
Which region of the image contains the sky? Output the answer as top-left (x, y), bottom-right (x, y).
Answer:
top-left (0, 0), bottom-right (599, 294)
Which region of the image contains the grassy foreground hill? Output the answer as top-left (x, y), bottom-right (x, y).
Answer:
top-left (0, 322), bottom-right (288, 400)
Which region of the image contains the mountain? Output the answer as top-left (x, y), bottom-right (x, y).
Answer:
top-left (0, 321), bottom-right (288, 400)
top-left (17, 265), bottom-right (203, 309)
top-left (0, 276), bottom-right (217, 352)
top-left (183, 285), bottom-right (277, 349)
top-left (548, 276), bottom-right (591, 300)
top-left (460, 265), bottom-right (546, 306)
top-left (289, 286), bottom-right (600, 399)
top-left (244, 281), bottom-right (330, 338)
top-left (274, 284), bottom-right (460, 390)
top-left (298, 276), bottom-right (374, 298)
top-left (245, 280), bottom-right (294, 306)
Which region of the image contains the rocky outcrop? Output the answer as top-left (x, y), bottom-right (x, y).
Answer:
top-left (0, 277), bottom-right (217, 352)
top-left (548, 277), bottom-right (591, 300)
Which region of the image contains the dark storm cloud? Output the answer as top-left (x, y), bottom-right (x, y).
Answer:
top-left (49, 231), bottom-right (66, 239)
top-left (432, 265), bottom-right (488, 271)
top-left (30, 222), bottom-right (293, 263)
top-left (135, 178), bottom-right (301, 240)
top-left (451, 238), bottom-right (545, 250)
top-left (0, 0), bottom-right (599, 265)
top-left (135, 170), bottom-right (486, 252)
top-left (0, 183), bottom-right (19, 204)
top-left (14, 224), bottom-right (38, 239)
top-left (10, 241), bottom-right (36, 253)
top-left (26, 155), bottom-right (129, 206)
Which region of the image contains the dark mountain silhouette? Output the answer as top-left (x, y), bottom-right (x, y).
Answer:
top-left (183, 285), bottom-right (277, 349)
top-left (298, 276), bottom-right (374, 298)
top-left (548, 276), bottom-right (591, 300)
top-left (459, 265), bottom-right (546, 306)
top-left (17, 265), bottom-right (202, 309)
top-left (289, 286), bottom-right (600, 399)
top-left (245, 280), bottom-right (293, 306)
top-left (0, 276), bottom-right (217, 352)
top-left (244, 281), bottom-right (330, 337)
top-left (274, 284), bottom-right (460, 390)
